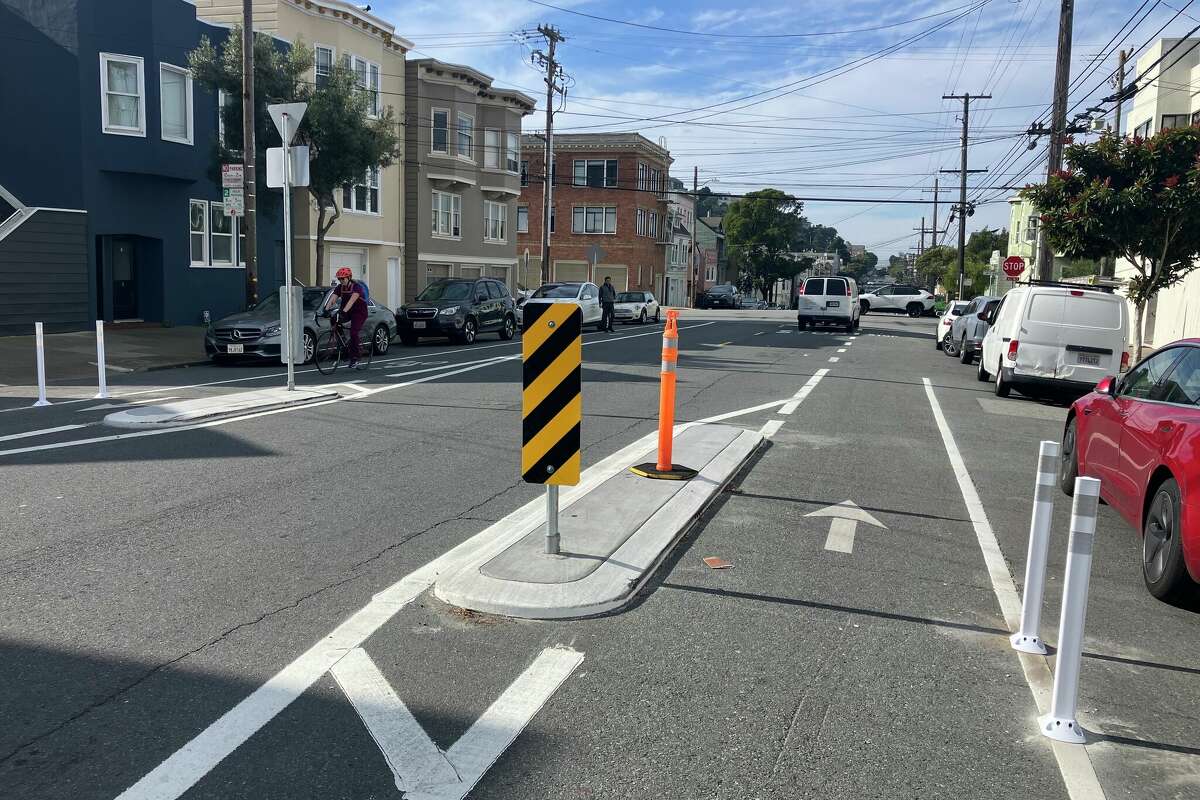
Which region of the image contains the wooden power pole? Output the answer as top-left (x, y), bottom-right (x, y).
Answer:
top-left (942, 93), bottom-right (990, 300)
top-left (534, 25), bottom-right (564, 285)
top-left (1038, 0), bottom-right (1075, 281)
top-left (241, 0), bottom-right (258, 307)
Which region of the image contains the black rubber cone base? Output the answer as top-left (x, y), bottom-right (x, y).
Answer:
top-left (629, 462), bottom-right (699, 481)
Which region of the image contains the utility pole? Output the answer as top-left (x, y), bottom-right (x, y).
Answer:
top-left (914, 217), bottom-right (926, 255)
top-left (1112, 49), bottom-right (1127, 137)
top-left (942, 93), bottom-right (990, 300)
top-left (533, 25), bottom-right (565, 285)
top-left (931, 177), bottom-right (939, 247)
top-left (241, 0), bottom-right (258, 307)
top-left (1038, 0), bottom-right (1075, 281)
top-left (690, 165), bottom-right (698, 307)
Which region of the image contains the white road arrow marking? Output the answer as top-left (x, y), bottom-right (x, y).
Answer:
top-left (331, 646), bottom-right (584, 800)
top-left (806, 500), bottom-right (887, 554)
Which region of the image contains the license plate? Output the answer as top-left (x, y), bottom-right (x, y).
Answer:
top-left (226, 344), bottom-right (244, 354)
top-left (1077, 352), bottom-right (1100, 366)
top-left (413, 321), bottom-right (426, 329)
top-left (826, 300), bottom-right (840, 308)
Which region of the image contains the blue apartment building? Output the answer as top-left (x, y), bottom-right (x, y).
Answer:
top-left (0, 0), bottom-right (283, 335)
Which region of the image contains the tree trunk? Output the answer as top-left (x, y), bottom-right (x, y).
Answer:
top-left (1133, 298), bottom-right (1146, 362)
top-left (314, 196), bottom-right (340, 287)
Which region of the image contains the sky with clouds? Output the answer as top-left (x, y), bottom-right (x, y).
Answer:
top-left (374, 0), bottom-right (1198, 258)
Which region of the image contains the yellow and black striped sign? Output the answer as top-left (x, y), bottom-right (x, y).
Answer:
top-left (522, 302), bottom-right (582, 485)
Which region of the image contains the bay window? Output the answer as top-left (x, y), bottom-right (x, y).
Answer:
top-left (432, 190), bottom-right (462, 238)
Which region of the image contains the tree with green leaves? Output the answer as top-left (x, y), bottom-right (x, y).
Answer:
top-left (189, 29), bottom-right (400, 285)
top-left (965, 227), bottom-right (1007, 264)
top-left (1022, 127), bottom-right (1200, 359)
top-left (723, 189), bottom-right (804, 301)
top-left (694, 186), bottom-right (730, 219)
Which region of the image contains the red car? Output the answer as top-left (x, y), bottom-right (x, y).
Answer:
top-left (1061, 339), bottom-right (1200, 599)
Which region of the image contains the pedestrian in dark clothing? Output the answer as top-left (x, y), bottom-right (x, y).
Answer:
top-left (599, 276), bottom-right (617, 332)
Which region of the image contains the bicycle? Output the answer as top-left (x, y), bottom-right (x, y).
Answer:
top-left (314, 310), bottom-right (372, 375)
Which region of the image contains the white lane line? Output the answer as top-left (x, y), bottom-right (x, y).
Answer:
top-left (837, 348), bottom-right (847, 353)
top-left (753, 331), bottom-right (766, 336)
top-left (778, 369), bottom-right (829, 415)
top-left (828, 356), bottom-right (840, 363)
top-left (385, 355), bottom-right (511, 378)
top-left (922, 378), bottom-right (1106, 800)
top-left (758, 419), bottom-right (785, 438)
top-left (90, 361), bottom-right (135, 373)
top-left (0, 424), bottom-right (88, 443)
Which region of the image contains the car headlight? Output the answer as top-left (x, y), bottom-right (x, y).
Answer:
top-left (439, 306), bottom-right (459, 316)
top-left (262, 324), bottom-right (281, 337)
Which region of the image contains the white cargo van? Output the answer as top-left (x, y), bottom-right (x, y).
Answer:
top-left (977, 283), bottom-right (1129, 397)
top-left (796, 276), bottom-right (860, 332)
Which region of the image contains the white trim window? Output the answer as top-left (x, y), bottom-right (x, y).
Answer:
top-left (573, 159), bottom-right (618, 188)
top-left (505, 132), bottom-right (520, 173)
top-left (648, 210), bottom-right (659, 239)
top-left (484, 200), bottom-right (507, 243)
top-left (517, 205), bottom-right (529, 234)
top-left (636, 208), bottom-right (646, 237)
top-left (189, 200), bottom-right (208, 265)
top-left (348, 55), bottom-right (381, 116)
top-left (159, 63), bottom-right (193, 145)
top-left (210, 203), bottom-right (235, 265)
top-left (343, 167), bottom-right (381, 214)
top-left (432, 190), bottom-right (462, 238)
top-left (572, 205), bottom-right (617, 234)
top-left (432, 109), bottom-right (449, 153)
top-left (457, 113), bottom-right (474, 160)
top-left (100, 53), bottom-right (146, 136)
top-left (484, 128), bottom-right (501, 169)
top-left (314, 44), bottom-right (334, 87)
top-left (217, 89), bottom-right (238, 151)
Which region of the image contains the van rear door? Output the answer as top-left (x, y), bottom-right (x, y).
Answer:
top-left (1018, 291), bottom-right (1066, 379)
top-left (1054, 291), bottom-right (1126, 383)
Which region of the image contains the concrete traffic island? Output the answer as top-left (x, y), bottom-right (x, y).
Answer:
top-left (101, 386), bottom-right (340, 429)
top-left (434, 423), bottom-right (763, 619)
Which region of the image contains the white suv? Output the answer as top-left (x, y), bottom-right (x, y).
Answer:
top-left (859, 284), bottom-right (936, 317)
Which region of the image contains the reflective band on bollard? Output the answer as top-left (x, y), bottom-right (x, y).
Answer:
top-left (1011, 440), bottom-right (1059, 654)
top-left (1039, 476), bottom-right (1101, 745)
top-left (94, 320), bottom-right (110, 400)
top-left (32, 322), bottom-right (51, 407)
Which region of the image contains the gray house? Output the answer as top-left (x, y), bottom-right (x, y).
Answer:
top-left (403, 58), bottom-right (534, 300)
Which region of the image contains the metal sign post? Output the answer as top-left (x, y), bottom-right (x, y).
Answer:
top-left (267, 103), bottom-right (307, 392)
top-left (521, 302), bottom-right (582, 554)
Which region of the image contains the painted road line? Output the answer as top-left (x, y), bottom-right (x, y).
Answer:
top-left (758, 419), bottom-right (785, 439)
top-left (112, 394), bottom-right (768, 800)
top-left (778, 369), bottom-right (829, 415)
top-left (828, 356), bottom-right (840, 363)
top-left (824, 518), bottom-right (857, 553)
top-left (753, 331), bottom-right (766, 336)
top-left (838, 348), bottom-right (847, 353)
top-left (0, 424), bottom-right (88, 443)
top-left (90, 361), bottom-right (135, 373)
top-left (807, 501), bottom-right (886, 555)
top-left (922, 378), bottom-right (1106, 800)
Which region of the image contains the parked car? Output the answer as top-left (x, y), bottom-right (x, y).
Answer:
top-left (978, 283), bottom-right (1129, 398)
top-left (613, 291), bottom-right (661, 324)
top-left (520, 282), bottom-right (604, 332)
top-left (1061, 340), bottom-right (1200, 599)
top-left (934, 300), bottom-right (969, 350)
top-left (859, 284), bottom-right (936, 317)
top-left (396, 278), bottom-right (516, 346)
top-left (205, 287), bottom-right (395, 363)
top-left (945, 296), bottom-right (999, 362)
top-left (696, 284), bottom-right (741, 309)
top-left (797, 276), bottom-right (861, 332)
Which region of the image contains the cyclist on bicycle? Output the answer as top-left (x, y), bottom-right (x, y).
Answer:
top-left (324, 267), bottom-right (368, 369)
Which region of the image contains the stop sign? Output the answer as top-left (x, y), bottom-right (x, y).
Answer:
top-left (1003, 256), bottom-right (1026, 280)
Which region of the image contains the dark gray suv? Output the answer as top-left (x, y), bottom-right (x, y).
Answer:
top-left (396, 278), bottom-right (517, 345)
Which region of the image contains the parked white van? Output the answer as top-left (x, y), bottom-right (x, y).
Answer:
top-left (796, 276), bottom-right (861, 332)
top-left (977, 283), bottom-right (1130, 397)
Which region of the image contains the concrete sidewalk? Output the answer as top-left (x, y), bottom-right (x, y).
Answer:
top-left (102, 386), bottom-right (340, 429)
top-left (434, 423), bottom-right (763, 619)
top-left (0, 324), bottom-right (208, 389)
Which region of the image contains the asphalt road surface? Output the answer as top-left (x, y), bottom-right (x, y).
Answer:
top-left (1, 310), bottom-right (1197, 800)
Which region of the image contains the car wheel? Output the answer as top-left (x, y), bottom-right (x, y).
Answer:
top-left (1143, 478), bottom-right (1190, 600)
top-left (860, 300), bottom-right (870, 314)
top-left (844, 319), bottom-right (853, 333)
top-left (654, 308), bottom-right (661, 323)
top-left (907, 302), bottom-right (923, 318)
top-left (637, 309), bottom-right (646, 325)
top-left (942, 334), bottom-right (957, 357)
top-left (994, 359), bottom-right (1011, 397)
top-left (1061, 416), bottom-right (1079, 496)
top-left (302, 329), bottom-right (316, 364)
top-left (959, 337), bottom-right (973, 364)
top-left (457, 317), bottom-right (478, 345)
top-left (976, 354), bottom-right (990, 382)
top-left (372, 324), bottom-right (390, 355)
top-left (853, 316), bottom-right (861, 331)
top-left (499, 314), bottom-right (516, 341)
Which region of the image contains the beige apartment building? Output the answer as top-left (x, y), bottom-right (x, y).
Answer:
top-left (194, 0), bottom-right (412, 309)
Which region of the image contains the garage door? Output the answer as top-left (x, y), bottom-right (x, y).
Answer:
top-left (554, 261), bottom-right (588, 282)
top-left (330, 248), bottom-right (367, 285)
top-left (593, 265), bottom-right (627, 291)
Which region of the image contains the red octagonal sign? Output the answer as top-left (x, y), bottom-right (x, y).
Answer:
top-left (1003, 255), bottom-right (1026, 279)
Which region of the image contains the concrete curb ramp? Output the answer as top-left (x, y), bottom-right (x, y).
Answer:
top-left (434, 423), bottom-right (763, 619)
top-left (101, 387), bottom-right (340, 429)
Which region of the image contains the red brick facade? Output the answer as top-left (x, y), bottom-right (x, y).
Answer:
top-left (516, 134), bottom-right (672, 295)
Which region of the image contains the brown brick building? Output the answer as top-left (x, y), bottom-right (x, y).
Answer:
top-left (516, 133), bottom-right (673, 295)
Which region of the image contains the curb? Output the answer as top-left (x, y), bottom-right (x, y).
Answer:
top-left (102, 388), bottom-right (339, 429)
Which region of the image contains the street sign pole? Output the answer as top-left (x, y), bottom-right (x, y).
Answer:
top-left (281, 113), bottom-right (294, 392)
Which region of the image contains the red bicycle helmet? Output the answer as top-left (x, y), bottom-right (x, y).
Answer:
top-left (336, 267), bottom-right (353, 279)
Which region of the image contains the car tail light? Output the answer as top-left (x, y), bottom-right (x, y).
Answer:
top-left (1069, 290), bottom-right (1084, 296)
top-left (1007, 339), bottom-right (1019, 361)
top-left (1120, 350), bottom-right (1130, 371)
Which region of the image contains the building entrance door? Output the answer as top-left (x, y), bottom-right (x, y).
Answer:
top-left (111, 237), bottom-right (139, 320)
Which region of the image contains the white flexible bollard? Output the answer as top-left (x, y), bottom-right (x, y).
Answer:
top-left (94, 320), bottom-right (110, 399)
top-left (32, 321), bottom-right (51, 407)
top-left (1040, 476), bottom-right (1101, 744)
top-left (1011, 440), bottom-right (1059, 654)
